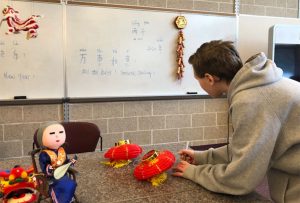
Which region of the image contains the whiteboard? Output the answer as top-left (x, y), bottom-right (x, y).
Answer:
top-left (66, 5), bottom-right (237, 98)
top-left (0, 1), bottom-right (64, 100)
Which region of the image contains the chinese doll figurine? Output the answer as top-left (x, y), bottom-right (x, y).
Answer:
top-left (36, 122), bottom-right (77, 203)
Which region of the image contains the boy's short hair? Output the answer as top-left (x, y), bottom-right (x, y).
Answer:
top-left (188, 40), bottom-right (243, 82)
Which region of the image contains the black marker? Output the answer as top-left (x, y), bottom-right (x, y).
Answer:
top-left (14, 96), bottom-right (27, 99)
top-left (186, 92), bottom-right (197, 94)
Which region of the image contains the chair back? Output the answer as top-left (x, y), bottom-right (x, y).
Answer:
top-left (33, 122), bottom-right (102, 154)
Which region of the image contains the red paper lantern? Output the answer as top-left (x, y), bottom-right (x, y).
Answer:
top-left (104, 140), bottom-right (142, 160)
top-left (134, 150), bottom-right (175, 180)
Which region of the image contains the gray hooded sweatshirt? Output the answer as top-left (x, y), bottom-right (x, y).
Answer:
top-left (183, 53), bottom-right (300, 203)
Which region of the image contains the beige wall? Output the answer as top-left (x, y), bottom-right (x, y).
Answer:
top-left (0, 0), bottom-right (299, 159)
top-left (238, 15), bottom-right (300, 62)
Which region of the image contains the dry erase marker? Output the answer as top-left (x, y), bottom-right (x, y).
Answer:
top-left (186, 92), bottom-right (197, 94)
top-left (14, 96), bottom-right (27, 99)
top-left (186, 141), bottom-right (190, 149)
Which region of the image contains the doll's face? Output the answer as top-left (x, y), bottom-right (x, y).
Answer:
top-left (42, 124), bottom-right (66, 150)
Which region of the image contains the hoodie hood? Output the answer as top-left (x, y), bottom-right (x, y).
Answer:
top-left (228, 52), bottom-right (283, 104)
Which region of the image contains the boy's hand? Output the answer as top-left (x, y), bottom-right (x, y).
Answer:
top-left (178, 149), bottom-right (195, 164)
top-left (172, 160), bottom-right (191, 177)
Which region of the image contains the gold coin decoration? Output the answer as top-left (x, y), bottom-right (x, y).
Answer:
top-left (175, 16), bottom-right (187, 29)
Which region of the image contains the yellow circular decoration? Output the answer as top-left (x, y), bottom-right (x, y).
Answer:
top-left (175, 16), bottom-right (187, 29)
top-left (142, 150), bottom-right (159, 163)
top-left (9, 174), bottom-right (15, 181)
top-left (21, 171), bottom-right (28, 179)
top-left (115, 139), bottom-right (131, 146)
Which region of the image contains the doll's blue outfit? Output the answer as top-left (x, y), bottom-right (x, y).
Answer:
top-left (39, 148), bottom-right (76, 203)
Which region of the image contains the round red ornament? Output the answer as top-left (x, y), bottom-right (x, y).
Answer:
top-left (134, 149), bottom-right (175, 180)
top-left (104, 140), bottom-right (142, 160)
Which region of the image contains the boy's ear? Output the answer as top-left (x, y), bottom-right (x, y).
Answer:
top-left (204, 73), bottom-right (215, 85)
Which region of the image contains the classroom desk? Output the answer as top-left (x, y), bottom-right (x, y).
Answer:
top-left (1, 143), bottom-right (271, 203)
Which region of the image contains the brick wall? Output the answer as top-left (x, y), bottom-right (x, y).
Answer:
top-left (0, 105), bottom-right (63, 159)
top-left (69, 0), bottom-right (299, 17)
top-left (0, 99), bottom-right (228, 159)
top-left (240, 0), bottom-right (299, 18)
top-left (68, 99), bottom-right (229, 149)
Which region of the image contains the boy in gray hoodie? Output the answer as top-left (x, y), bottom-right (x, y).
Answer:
top-left (172, 40), bottom-right (300, 203)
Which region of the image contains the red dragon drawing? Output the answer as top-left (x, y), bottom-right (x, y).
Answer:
top-left (1, 5), bottom-right (41, 39)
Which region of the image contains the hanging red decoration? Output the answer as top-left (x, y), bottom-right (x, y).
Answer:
top-left (134, 150), bottom-right (175, 186)
top-left (102, 140), bottom-right (142, 168)
top-left (1, 6), bottom-right (42, 39)
top-left (174, 16), bottom-right (187, 80)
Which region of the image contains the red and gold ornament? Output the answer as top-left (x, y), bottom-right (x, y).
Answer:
top-left (134, 149), bottom-right (175, 186)
top-left (174, 15), bottom-right (187, 80)
top-left (102, 140), bottom-right (142, 168)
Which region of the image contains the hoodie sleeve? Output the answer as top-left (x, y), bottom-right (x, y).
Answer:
top-left (194, 145), bottom-right (230, 165)
top-left (183, 98), bottom-right (281, 195)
